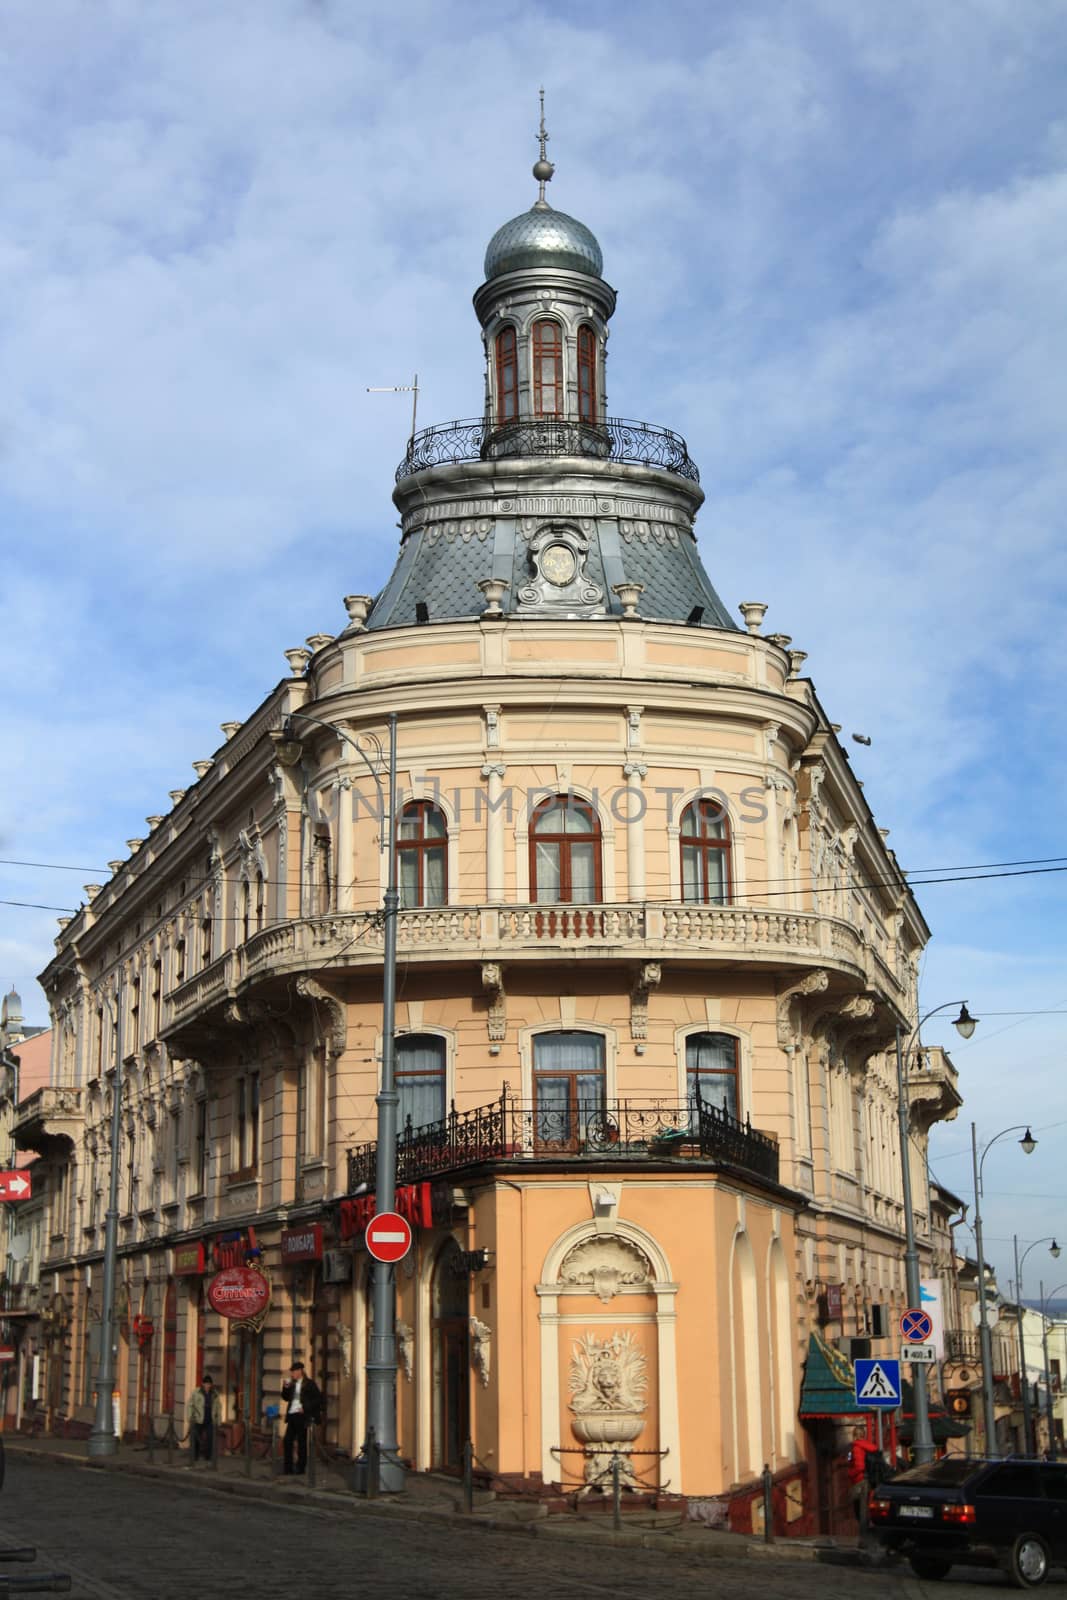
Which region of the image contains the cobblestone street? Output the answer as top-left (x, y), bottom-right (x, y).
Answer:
top-left (0, 1458), bottom-right (1026, 1600)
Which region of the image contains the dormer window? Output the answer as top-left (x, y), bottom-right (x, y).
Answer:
top-left (495, 326), bottom-right (518, 423)
top-left (577, 325), bottom-right (597, 423)
top-left (532, 319), bottom-right (563, 417)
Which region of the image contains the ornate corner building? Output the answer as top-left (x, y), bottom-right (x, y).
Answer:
top-left (30, 139), bottom-right (958, 1521)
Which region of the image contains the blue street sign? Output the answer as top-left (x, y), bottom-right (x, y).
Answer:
top-left (854, 1357), bottom-right (902, 1409)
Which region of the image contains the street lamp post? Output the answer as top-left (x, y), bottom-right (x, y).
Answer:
top-left (972, 1123), bottom-right (1037, 1457)
top-left (1013, 1236), bottom-right (1060, 1456)
top-left (277, 708), bottom-right (404, 1490)
top-left (1039, 1281), bottom-right (1067, 1461)
top-left (895, 1002), bottom-right (978, 1465)
top-left (88, 989), bottom-right (124, 1458)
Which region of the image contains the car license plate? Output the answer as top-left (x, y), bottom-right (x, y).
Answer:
top-left (898, 1505), bottom-right (934, 1519)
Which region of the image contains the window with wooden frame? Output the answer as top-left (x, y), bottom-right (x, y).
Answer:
top-left (530, 796), bottom-right (602, 903)
top-left (577, 325), bottom-right (598, 423)
top-left (680, 798), bottom-right (732, 904)
top-left (397, 801), bottom-right (447, 908)
top-left (495, 325), bottom-right (518, 423)
top-left (193, 1098), bottom-right (208, 1195)
top-left (313, 830), bottom-right (332, 916)
top-left (532, 319), bottom-right (563, 416)
top-left (685, 1032), bottom-right (740, 1124)
top-left (532, 1031), bottom-right (606, 1151)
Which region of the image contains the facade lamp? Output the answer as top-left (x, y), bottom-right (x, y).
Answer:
top-left (1020, 1128), bottom-right (1037, 1156)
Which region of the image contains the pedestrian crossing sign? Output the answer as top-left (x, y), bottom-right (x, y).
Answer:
top-left (853, 1357), bottom-right (902, 1409)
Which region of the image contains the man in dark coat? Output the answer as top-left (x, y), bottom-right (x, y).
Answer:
top-left (281, 1360), bottom-right (322, 1475)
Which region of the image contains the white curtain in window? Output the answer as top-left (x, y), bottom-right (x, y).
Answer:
top-left (686, 1033), bottom-right (738, 1119)
top-left (396, 1036), bottom-right (446, 1130)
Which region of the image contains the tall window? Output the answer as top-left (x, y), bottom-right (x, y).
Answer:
top-left (495, 326), bottom-right (518, 422)
top-left (241, 880), bottom-right (251, 944)
top-left (255, 872), bottom-right (265, 933)
top-left (194, 1098), bottom-right (208, 1194)
top-left (680, 798), bottom-right (731, 904)
top-left (234, 1072), bottom-right (260, 1176)
top-left (395, 1034), bottom-right (446, 1131)
top-left (686, 1033), bottom-right (740, 1122)
top-left (151, 961), bottom-right (162, 1039)
top-left (577, 325), bottom-right (597, 423)
top-left (533, 1031), bottom-right (605, 1151)
top-left (397, 802), bottom-right (447, 908)
top-left (530, 796), bottom-right (601, 903)
top-left (299, 1044), bottom-right (327, 1162)
top-left (313, 831), bottom-right (332, 916)
top-left (532, 319), bottom-right (563, 416)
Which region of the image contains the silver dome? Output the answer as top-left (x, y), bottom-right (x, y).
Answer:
top-left (484, 205), bottom-right (604, 280)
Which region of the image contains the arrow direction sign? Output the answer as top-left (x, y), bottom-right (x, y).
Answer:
top-left (0, 1170), bottom-right (32, 1201)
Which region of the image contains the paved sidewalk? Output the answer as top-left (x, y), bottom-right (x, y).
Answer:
top-left (1, 1431), bottom-right (872, 1568)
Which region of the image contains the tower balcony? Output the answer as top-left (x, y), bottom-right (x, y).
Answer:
top-left (396, 416), bottom-right (700, 485)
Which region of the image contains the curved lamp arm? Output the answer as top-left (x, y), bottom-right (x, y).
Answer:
top-left (977, 1124), bottom-right (1037, 1197)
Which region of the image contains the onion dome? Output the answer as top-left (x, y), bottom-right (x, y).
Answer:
top-left (484, 206), bottom-right (604, 281)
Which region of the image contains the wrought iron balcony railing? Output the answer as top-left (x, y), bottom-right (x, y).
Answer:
top-left (395, 416), bottom-right (700, 484)
top-left (346, 1086), bottom-right (779, 1193)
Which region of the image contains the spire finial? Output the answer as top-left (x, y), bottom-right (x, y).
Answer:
top-left (532, 86), bottom-right (555, 209)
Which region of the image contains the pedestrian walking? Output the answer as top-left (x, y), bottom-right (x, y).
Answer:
top-left (281, 1360), bottom-right (322, 1475)
top-left (188, 1373), bottom-right (221, 1464)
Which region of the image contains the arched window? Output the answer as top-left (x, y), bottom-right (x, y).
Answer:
top-left (533, 1030), bottom-right (605, 1151)
top-left (532, 319), bottom-right (563, 417)
top-left (495, 326), bottom-right (518, 423)
top-left (680, 798), bottom-right (731, 904)
top-left (397, 801), bottom-right (447, 907)
top-left (530, 796), bottom-right (601, 903)
top-left (577, 325), bottom-right (597, 423)
top-left (686, 1032), bottom-right (740, 1122)
top-left (395, 1034), bottom-right (446, 1131)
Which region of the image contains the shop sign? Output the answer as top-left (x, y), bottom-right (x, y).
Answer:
top-left (0, 1345), bottom-right (15, 1362)
top-left (213, 1226), bottom-right (261, 1270)
top-left (207, 1266), bottom-right (271, 1323)
top-left (821, 1283), bottom-right (843, 1323)
top-left (281, 1224), bottom-right (323, 1264)
top-left (173, 1241), bottom-right (206, 1277)
top-left (340, 1181), bottom-right (432, 1242)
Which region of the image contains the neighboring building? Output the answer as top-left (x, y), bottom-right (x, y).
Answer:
top-left (32, 146), bottom-right (957, 1520)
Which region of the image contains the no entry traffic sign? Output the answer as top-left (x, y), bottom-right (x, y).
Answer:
top-left (365, 1211), bottom-right (413, 1264)
top-left (0, 1170), bottom-right (32, 1201)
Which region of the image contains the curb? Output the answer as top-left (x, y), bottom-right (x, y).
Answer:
top-left (1, 1443), bottom-right (828, 1567)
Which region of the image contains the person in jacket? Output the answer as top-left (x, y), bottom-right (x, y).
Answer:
top-left (188, 1373), bottom-right (221, 1464)
top-left (281, 1360), bottom-right (322, 1475)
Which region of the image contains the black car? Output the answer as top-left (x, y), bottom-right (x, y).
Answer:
top-left (869, 1457), bottom-right (1067, 1587)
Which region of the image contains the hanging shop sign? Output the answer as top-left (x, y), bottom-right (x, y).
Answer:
top-left (340, 1182), bottom-right (432, 1243)
top-left (173, 1241), bottom-right (206, 1277)
top-left (280, 1224), bottom-right (323, 1264)
top-left (206, 1266), bottom-right (272, 1328)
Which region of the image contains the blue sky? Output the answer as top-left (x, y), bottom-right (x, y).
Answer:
top-left (2, 0), bottom-right (1065, 1292)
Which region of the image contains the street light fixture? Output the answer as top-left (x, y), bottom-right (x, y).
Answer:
top-left (1013, 1237), bottom-right (1061, 1455)
top-left (276, 708), bottom-right (405, 1491)
top-left (895, 1001), bottom-right (979, 1464)
top-left (972, 1123), bottom-right (1038, 1457)
top-left (1039, 1281), bottom-right (1067, 1461)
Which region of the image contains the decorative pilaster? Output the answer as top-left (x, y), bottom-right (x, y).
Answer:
top-left (622, 760), bottom-right (647, 901)
top-left (481, 762), bottom-right (507, 903)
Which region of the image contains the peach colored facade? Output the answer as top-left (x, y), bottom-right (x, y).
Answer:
top-left (25, 173), bottom-right (960, 1522)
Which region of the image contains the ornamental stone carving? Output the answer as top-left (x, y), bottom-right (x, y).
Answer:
top-left (481, 963), bottom-right (506, 1042)
top-left (396, 1321), bottom-right (414, 1383)
top-left (629, 962), bottom-right (661, 1041)
top-left (569, 1331), bottom-right (648, 1486)
top-left (558, 1236), bottom-right (653, 1303)
top-left (470, 1318), bottom-right (491, 1388)
top-left (776, 969), bottom-right (830, 1047)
